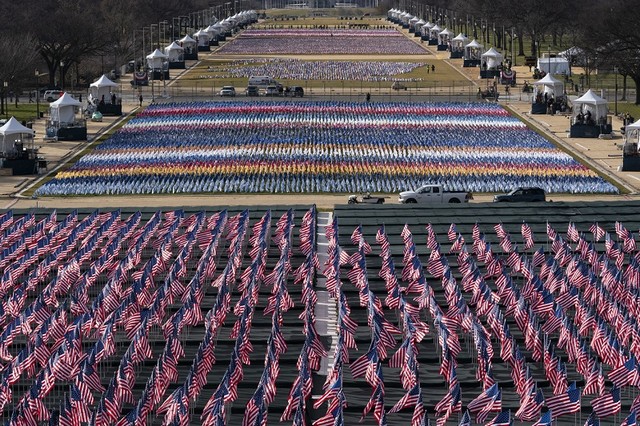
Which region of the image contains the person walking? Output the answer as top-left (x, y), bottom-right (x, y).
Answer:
top-left (365, 92), bottom-right (371, 103)
top-left (139, 94), bottom-right (143, 107)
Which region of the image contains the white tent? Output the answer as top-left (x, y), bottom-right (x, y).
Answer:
top-left (164, 42), bottom-right (184, 62)
top-left (625, 118), bottom-right (640, 145)
top-left (49, 92), bottom-right (82, 124)
top-left (438, 28), bottom-right (454, 45)
top-left (481, 47), bottom-right (503, 69)
top-left (205, 24), bottom-right (221, 38)
top-left (537, 57), bottom-right (570, 75)
top-left (464, 39), bottom-right (483, 60)
top-left (532, 74), bottom-right (565, 99)
top-left (193, 29), bottom-right (211, 47)
top-left (89, 75), bottom-right (118, 104)
top-left (451, 33), bottom-right (468, 51)
top-left (179, 35), bottom-right (197, 51)
top-left (146, 49), bottom-right (168, 70)
top-left (413, 19), bottom-right (425, 32)
top-left (429, 24), bottom-right (441, 40)
top-left (573, 89), bottom-right (608, 123)
top-left (0, 117), bottom-right (34, 155)
top-left (422, 21), bottom-right (434, 32)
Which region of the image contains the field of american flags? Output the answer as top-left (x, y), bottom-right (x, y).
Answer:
top-left (1, 200), bottom-right (640, 425)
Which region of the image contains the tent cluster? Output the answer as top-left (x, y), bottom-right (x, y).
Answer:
top-left (215, 58), bottom-right (425, 82)
top-left (35, 101), bottom-right (617, 197)
top-left (217, 29), bottom-right (427, 55)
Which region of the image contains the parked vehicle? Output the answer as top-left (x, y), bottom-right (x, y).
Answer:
top-left (398, 184), bottom-right (473, 204)
top-left (348, 193), bottom-right (387, 204)
top-left (391, 81), bottom-right (407, 91)
top-left (265, 85), bottom-right (281, 96)
top-left (248, 75), bottom-right (279, 89)
top-left (284, 86), bottom-right (304, 97)
top-left (219, 86), bottom-right (236, 97)
top-left (43, 90), bottom-right (64, 102)
top-left (245, 85), bottom-right (259, 96)
top-left (493, 187), bottom-right (546, 202)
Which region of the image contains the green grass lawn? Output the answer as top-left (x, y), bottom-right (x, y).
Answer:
top-left (0, 102), bottom-right (41, 124)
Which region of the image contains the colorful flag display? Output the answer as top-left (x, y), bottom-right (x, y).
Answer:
top-left (35, 101), bottom-right (618, 196)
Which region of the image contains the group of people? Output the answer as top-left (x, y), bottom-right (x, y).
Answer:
top-left (35, 100), bottom-right (618, 197)
top-left (576, 109), bottom-right (594, 125)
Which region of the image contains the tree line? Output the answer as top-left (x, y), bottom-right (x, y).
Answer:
top-left (0, 0), bottom-right (638, 104)
top-left (392, 0), bottom-right (640, 104)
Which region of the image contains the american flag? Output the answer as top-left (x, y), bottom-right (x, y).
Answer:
top-left (388, 382), bottom-right (425, 426)
top-left (521, 222), bottom-right (535, 250)
top-left (545, 385), bottom-right (581, 419)
top-left (459, 410), bottom-right (471, 426)
top-left (532, 410), bottom-right (552, 426)
top-left (486, 410), bottom-right (511, 426)
top-left (622, 410), bottom-right (637, 426)
top-left (591, 386), bottom-right (621, 418)
top-left (589, 222), bottom-right (606, 241)
top-left (583, 412), bottom-right (599, 426)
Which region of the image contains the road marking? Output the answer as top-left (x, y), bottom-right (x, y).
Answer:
top-left (575, 143), bottom-right (589, 150)
top-left (629, 175), bottom-right (640, 182)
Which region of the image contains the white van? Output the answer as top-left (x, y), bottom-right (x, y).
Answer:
top-left (248, 76), bottom-right (278, 89)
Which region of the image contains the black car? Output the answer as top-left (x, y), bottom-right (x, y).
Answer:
top-left (284, 86), bottom-right (304, 97)
top-left (245, 85), bottom-right (259, 96)
top-left (493, 187), bottom-right (546, 202)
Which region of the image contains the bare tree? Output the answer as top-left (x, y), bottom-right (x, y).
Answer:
top-left (577, 0), bottom-right (640, 104)
top-left (0, 34), bottom-right (40, 114)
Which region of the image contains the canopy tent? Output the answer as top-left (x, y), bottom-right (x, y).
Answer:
top-left (88, 75), bottom-right (118, 104)
top-left (572, 89), bottom-right (608, 128)
top-left (413, 19), bottom-right (425, 33)
top-left (146, 49), bottom-right (168, 71)
top-left (164, 42), bottom-right (184, 62)
top-left (49, 92), bottom-right (82, 124)
top-left (451, 33), bottom-right (468, 50)
top-left (464, 39), bottom-right (483, 60)
top-left (537, 57), bottom-right (570, 75)
top-left (0, 117), bottom-right (34, 155)
top-left (428, 24), bottom-right (441, 40)
top-left (532, 74), bottom-right (565, 99)
top-left (193, 29), bottom-right (211, 48)
top-left (625, 118), bottom-right (640, 145)
top-left (481, 47), bottom-right (503, 70)
top-left (408, 16), bottom-right (419, 31)
top-left (205, 24), bottom-right (221, 38)
top-left (420, 22), bottom-right (434, 40)
top-left (438, 28), bottom-right (454, 43)
top-left (179, 35), bottom-right (197, 51)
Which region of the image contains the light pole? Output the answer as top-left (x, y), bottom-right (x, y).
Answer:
top-left (548, 45), bottom-right (551, 76)
top-left (35, 70), bottom-right (41, 119)
top-left (614, 66), bottom-right (618, 116)
top-left (59, 62), bottom-right (64, 91)
top-left (3, 82), bottom-right (7, 119)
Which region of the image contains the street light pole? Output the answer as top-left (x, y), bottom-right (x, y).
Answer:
top-left (614, 66), bottom-right (618, 116)
top-left (35, 70), bottom-right (40, 119)
top-left (60, 62), bottom-right (64, 91)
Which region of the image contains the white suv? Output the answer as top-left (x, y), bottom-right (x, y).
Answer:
top-left (219, 86), bottom-right (236, 97)
top-left (43, 90), bottom-right (64, 102)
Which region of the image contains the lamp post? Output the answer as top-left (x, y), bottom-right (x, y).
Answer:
top-left (548, 45), bottom-right (551, 76)
top-left (3, 82), bottom-right (7, 119)
top-left (60, 62), bottom-right (64, 91)
top-left (614, 66), bottom-right (618, 116)
top-left (35, 70), bottom-right (41, 119)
